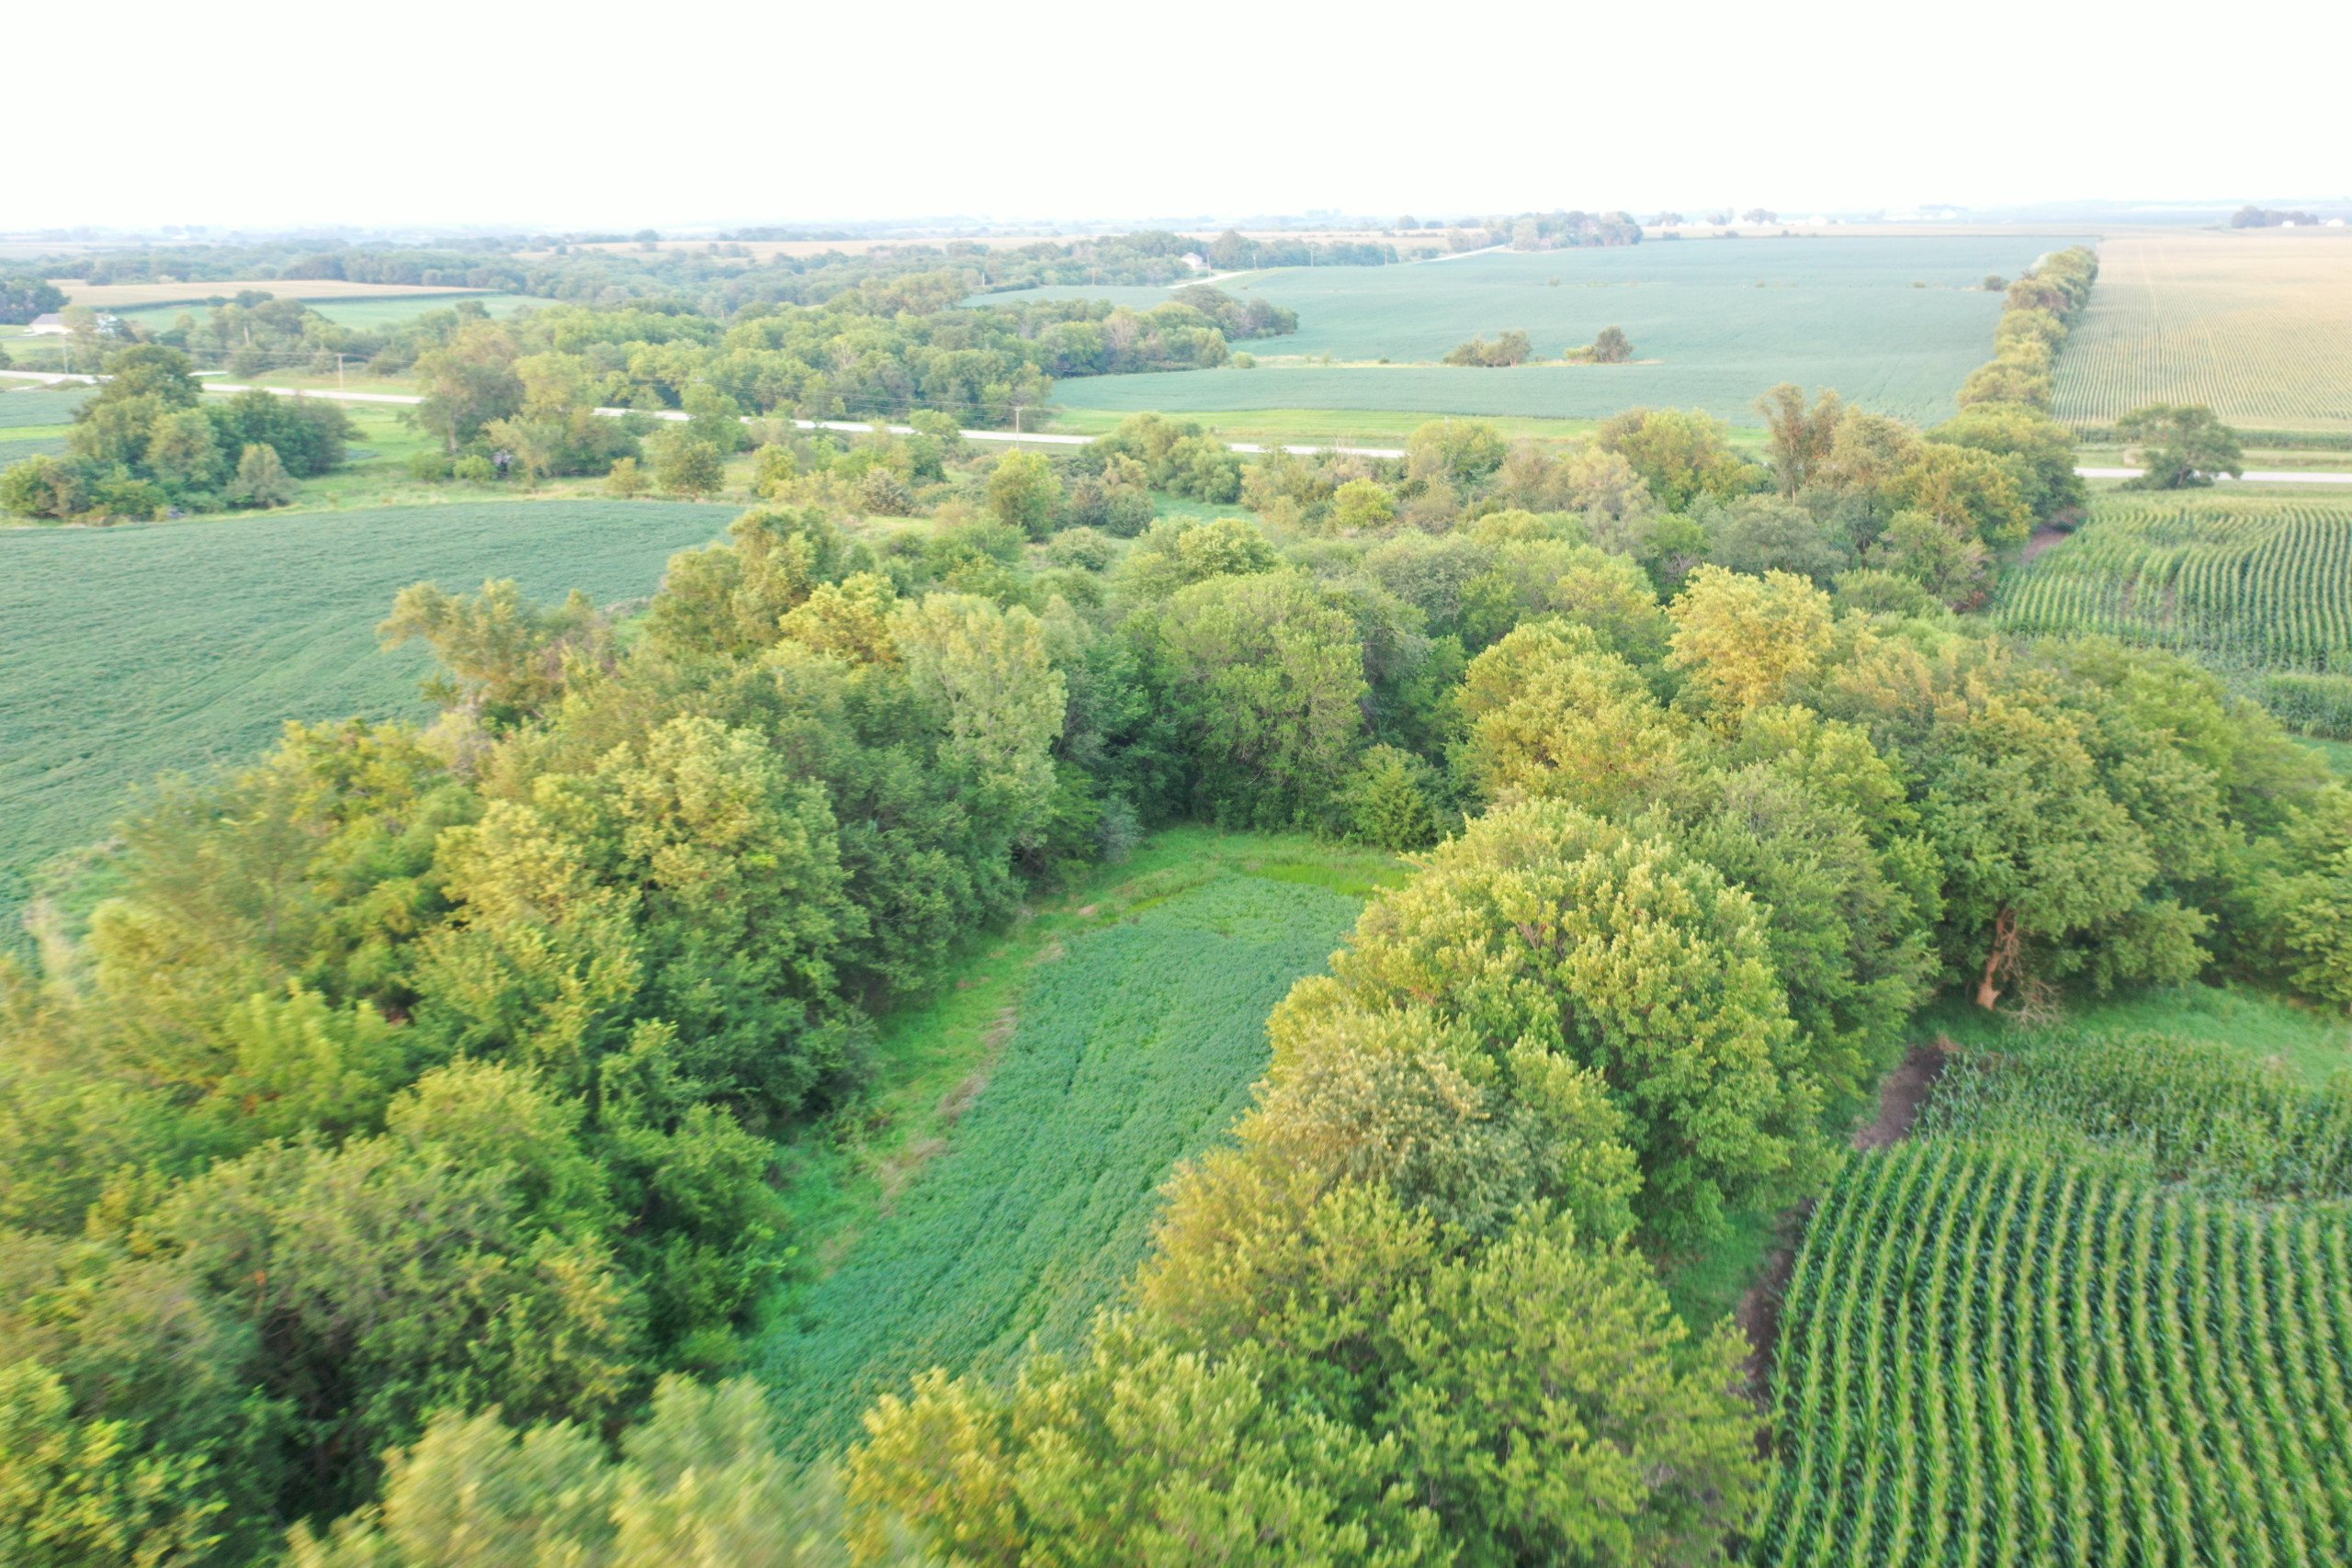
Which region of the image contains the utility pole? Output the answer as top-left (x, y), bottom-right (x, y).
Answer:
top-left (336, 352), bottom-right (345, 391)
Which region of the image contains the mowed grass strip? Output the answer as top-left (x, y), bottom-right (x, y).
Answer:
top-left (0, 500), bottom-right (730, 921)
top-left (2054, 231), bottom-right (2352, 436)
top-left (759, 835), bottom-right (1404, 1453)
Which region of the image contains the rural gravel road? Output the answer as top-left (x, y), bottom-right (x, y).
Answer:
top-left (6, 368), bottom-right (2347, 475)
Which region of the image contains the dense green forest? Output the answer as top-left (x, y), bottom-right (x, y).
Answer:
top-left (5, 233), bottom-right (2351, 1562)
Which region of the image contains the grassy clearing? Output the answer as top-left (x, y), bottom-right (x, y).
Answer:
top-left (0, 499), bottom-right (733, 931)
top-left (2055, 230), bottom-right (2352, 436)
top-left (2306, 736), bottom-right (2352, 775)
top-left (1920, 982), bottom-right (2352, 1086)
top-left (1009, 237), bottom-right (2081, 426)
top-left (755, 829), bottom-right (1407, 1453)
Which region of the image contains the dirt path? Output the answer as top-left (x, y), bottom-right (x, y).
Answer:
top-left (2022, 524), bottom-right (2073, 563)
top-left (1852, 1042), bottom-right (1950, 1150)
top-left (1735, 1040), bottom-right (1952, 1402)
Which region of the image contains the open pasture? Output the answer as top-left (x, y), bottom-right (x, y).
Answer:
top-left (0, 499), bottom-right (729, 924)
top-left (757, 842), bottom-right (1393, 1451)
top-left (2053, 231), bottom-right (2352, 437)
top-left (1007, 236), bottom-right (2085, 426)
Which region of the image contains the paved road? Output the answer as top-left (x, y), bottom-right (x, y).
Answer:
top-left (2075, 465), bottom-right (2352, 486)
top-left (9, 368), bottom-right (2349, 476)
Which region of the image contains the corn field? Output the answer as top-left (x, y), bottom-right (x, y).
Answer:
top-left (2052, 233), bottom-right (2352, 435)
top-left (1758, 1142), bottom-right (2352, 1564)
top-left (1920, 1030), bottom-right (2352, 1200)
top-left (1996, 494), bottom-right (2352, 672)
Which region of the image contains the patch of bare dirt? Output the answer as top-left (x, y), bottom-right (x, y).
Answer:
top-left (2022, 524), bottom-right (2074, 562)
top-left (1735, 1203), bottom-right (1810, 1409)
top-left (1735, 1039), bottom-right (1954, 1416)
top-left (1852, 1040), bottom-right (1951, 1152)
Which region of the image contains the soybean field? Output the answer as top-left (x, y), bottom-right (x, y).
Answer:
top-left (2052, 231), bottom-right (2352, 437)
top-left (0, 386), bottom-right (91, 464)
top-left (1001, 236), bottom-right (2086, 427)
top-left (0, 499), bottom-right (729, 926)
top-left (758, 849), bottom-right (1387, 1452)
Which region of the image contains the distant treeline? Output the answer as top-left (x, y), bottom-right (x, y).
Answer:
top-left (1957, 244), bottom-right (2098, 416)
top-left (2230, 205), bottom-right (2327, 228)
top-left (33, 229), bottom-right (1394, 317)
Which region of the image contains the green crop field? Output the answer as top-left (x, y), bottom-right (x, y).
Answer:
top-left (1761, 1140), bottom-right (2352, 1563)
top-left (0, 435), bottom-right (67, 463)
top-left (110, 291), bottom-right (548, 333)
top-left (1996, 492), bottom-right (2352, 734)
top-left (995, 236), bottom-right (2086, 426)
top-left (0, 387), bottom-right (94, 425)
top-left (0, 500), bottom-right (731, 928)
top-left (2054, 231), bottom-right (2352, 437)
top-left (756, 840), bottom-right (1398, 1452)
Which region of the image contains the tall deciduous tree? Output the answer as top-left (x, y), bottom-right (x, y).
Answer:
top-left (2116, 403), bottom-right (2245, 490)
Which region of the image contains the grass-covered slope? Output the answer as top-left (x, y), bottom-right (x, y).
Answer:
top-left (756, 833), bottom-right (1403, 1452)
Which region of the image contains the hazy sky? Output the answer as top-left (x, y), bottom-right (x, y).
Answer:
top-left (17, 2), bottom-right (2347, 231)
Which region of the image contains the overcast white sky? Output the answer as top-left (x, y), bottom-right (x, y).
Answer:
top-left (15, 1), bottom-right (2348, 231)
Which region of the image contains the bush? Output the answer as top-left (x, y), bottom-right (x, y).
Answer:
top-left (91, 474), bottom-right (173, 521)
top-left (854, 467), bottom-right (914, 516)
top-left (1046, 526), bottom-right (1119, 570)
top-left (604, 456), bottom-right (646, 498)
top-left (653, 435), bottom-right (726, 499)
top-left (406, 449), bottom-right (454, 482)
top-left (452, 454), bottom-right (499, 484)
top-left (1442, 330), bottom-right (1532, 367)
top-left (224, 443), bottom-right (297, 508)
top-left (1338, 744), bottom-right (1448, 849)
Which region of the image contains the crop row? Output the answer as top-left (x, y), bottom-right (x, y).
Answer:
top-left (1996, 495), bottom-right (2352, 671)
top-left (1758, 1143), bottom-right (2352, 1564)
top-left (2051, 235), bottom-right (2352, 434)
